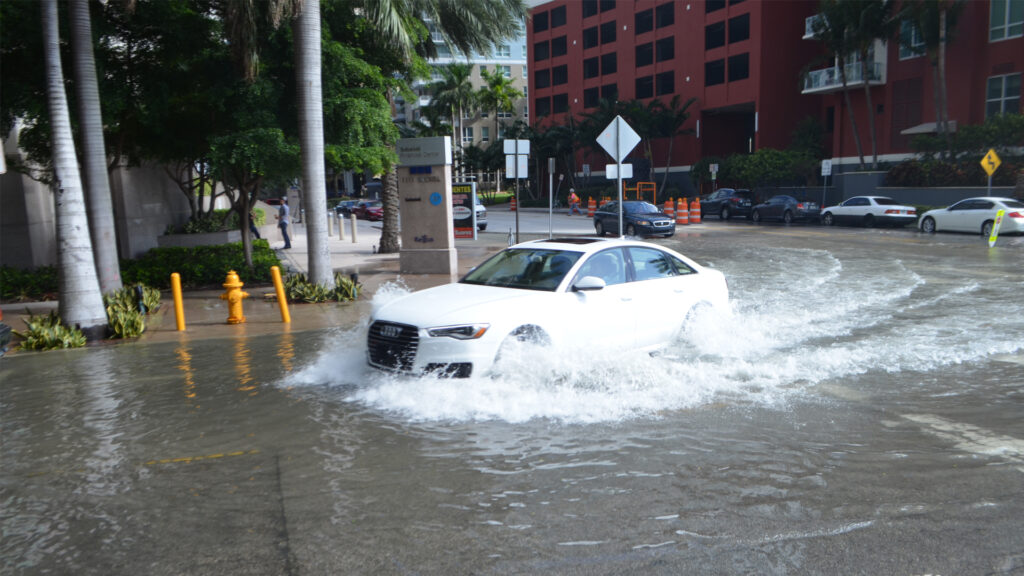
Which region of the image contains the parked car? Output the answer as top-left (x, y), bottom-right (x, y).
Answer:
top-left (593, 201), bottom-right (675, 237)
top-left (367, 237), bottom-right (729, 378)
top-left (918, 196), bottom-right (1024, 236)
top-left (475, 196), bottom-right (488, 231)
top-left (334, 200), bottom-right (359, 217)
top-left (821, 196), bottom-right (917, 227)
top-left (352, 200), bottom-right (383, 221)
top-left (701, 188), bottom-right (754, 220)
top-left (751, 195), bottom-right (820, 223)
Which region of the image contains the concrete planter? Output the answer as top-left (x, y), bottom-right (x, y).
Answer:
top-left (157, 229), bottom-right (241, 248)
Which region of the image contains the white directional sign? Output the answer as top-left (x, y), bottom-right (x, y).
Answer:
top-left (821, 159), bottom-right (833, 177)
top-left (597, 116), bottom-right (641, 163)
top-left (504, 139), bottom-right (530, 156)
top-left (505, 154), bottom-right (529, 179)
top-left (605, 163), bottom-right (633, 179)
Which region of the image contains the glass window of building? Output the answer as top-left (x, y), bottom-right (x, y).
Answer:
top-left (584, 87), bottom-right (600, 108)
top-left (656, 71), bottom-right (675, 95)
top-left (479, 65), bottom-right (487, 77)
top-left (636, 9), bottom-right (654, 34)
top-left (728, 53), bottom-right (749, 82)
top-left (636, 43), bottom-right (654, 67)
top-left (656, 37), bottom-right (674, 62)
top-left (552, 5), bottom-right (567, 28)
top-left (482, 127), bottom-right (489, 142)
top-left (705, 22), bottom-right (726, 49)
top-left (601, 0), bottom-right (616, 13)
top-left (535, 68), bottom-right (551, 89)
top-left (986, 73), bottom-right (1021, 116)
top-left (534, 11), bottom-right (549, 33)
top-left (601, 52), bottom-right (618, 75)
top-left (706, 0), bottom-right (725, 13)
top-left (583, 0), bottom-right (598, 18)
top-left (656, 2), bottom-right (675, 28)
top-left (705, 59), bottom-right (725, 86)
top-left (552, 64), bottom-right (569, 86)
top-left (990, 0), bottom-right (1024, 41)
top-left (584, 57), bottom-right (600, 79)
top-left (497, 45), bottom-right (511, 58)
top-left (636, 76), bottom-right (654, 99)
top-left (899, 21), bottom-right (925, 59)
top-left (584, 26), bottom-right (599, 49)
top-left (729, 14), bottom-right (750, 43)
top-left (552, 36), bottom-right (568, 57)
top-left (535, 41), bottom-right (549, 61)
top-left (462, 126), bottom-right (473, 144)
top-left (535, 96), bottom-right (552, 117)
top-left (601, 83), bottom-right (618, 101)
top-left (553, 93), bottom-right (569, 114)
top-left (601, 21), bottom-right (617, 44)
top-left (498, 65), bottom-right (512, 78)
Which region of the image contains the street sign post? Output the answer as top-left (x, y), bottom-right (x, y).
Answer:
top-left (504, 139), bottom-right (530, 240)
top-left (598, 116), bottom-right (642, 237)
top-left (821, 159), bottom-right (833, 207)
top-left (981, 149), bottom-right (1001, 196)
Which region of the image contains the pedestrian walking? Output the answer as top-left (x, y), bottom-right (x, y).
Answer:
top-left (568, 188), bottom-right (582, 215)
top-left (277, 197), bottom-right (291, 249)
top-left (248, 209), bottom-right (261, 239)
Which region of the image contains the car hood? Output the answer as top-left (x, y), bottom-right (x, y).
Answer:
top-left (373, 282), bottom-right (543, 327)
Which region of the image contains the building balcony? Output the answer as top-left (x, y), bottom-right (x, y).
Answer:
top-left (803, 14), bottom-right (825, 39)
top-left (802, 61), bottom-right (886, 94)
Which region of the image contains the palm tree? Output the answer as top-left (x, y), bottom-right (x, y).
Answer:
top-left (651, 95), bottom-right (697, 195)
top-left (41, 0), bottom-right (108, 339)
top-left (69, 0), bottom-right (122, 295)
top-left (478, 67), bottom-right (523, 146)
top-left (811, 0), bottom-right (866, 170)
top-left (850, 0), bottom-right (896, 170)
top-left (431, 62), bottom-right (478, 176)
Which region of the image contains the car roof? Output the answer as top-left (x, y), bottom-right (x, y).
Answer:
top-left (516, 236), bottom-right (657, 254)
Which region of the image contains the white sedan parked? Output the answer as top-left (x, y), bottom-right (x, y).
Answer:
top-left (918, 196), bottom-right (1024, 236)
top-left (367, 237), bottom-right (729, 378)
top-left (821, 196), bottom-right (917, 227)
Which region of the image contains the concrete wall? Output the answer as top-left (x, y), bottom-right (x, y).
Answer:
top-left (109, 162), bottom-right (191, 259)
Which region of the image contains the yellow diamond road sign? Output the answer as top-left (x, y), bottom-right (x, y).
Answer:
top-left (981, 148), bottom-right (1001, 177)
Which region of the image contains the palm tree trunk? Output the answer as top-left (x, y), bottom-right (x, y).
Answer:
top-left (42, 0), bottom-right (108, 339)
top-left (838, 55), bottom-right (866, 169)
top-left (379, 167), bottom-right (401, 253)
top-left (294, 0), bottom-right (334, 288)
top-left (938, 8), bottom-right (951, 160)
top-left (70, 0), bottom-right (122, 295)
top-left (860, 53), bottom-right (878, 170)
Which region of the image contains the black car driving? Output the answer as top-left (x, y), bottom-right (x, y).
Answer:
top-left (701, 188), bottom-right (754, 220)
top-left (594, 201), bottom-right (676, 237)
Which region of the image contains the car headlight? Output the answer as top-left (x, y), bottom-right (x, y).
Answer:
top-left (427, 324), bottom-right (490, 339)
top-left (636, 219), bottom-right (651, 225)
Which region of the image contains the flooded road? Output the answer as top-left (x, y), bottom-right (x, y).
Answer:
top-left (3, 225), bottom-right (1023, 575)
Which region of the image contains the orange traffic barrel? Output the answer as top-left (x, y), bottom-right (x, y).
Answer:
top-left (587, 198), bottom-right (596, 217)
top-left (689, 197), bottom-right (701, 223)
top-left (663, 198), bottom-right (675, 220)
top-left (510, 196), bottom-right (517, 211)
top-left (677, 198), bottom-right (689, 224)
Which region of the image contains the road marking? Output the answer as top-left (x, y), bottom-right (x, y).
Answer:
top-left (903, 414), bottom-right (1024, 472)
top-left (144, 449), bottom-right (261, 467)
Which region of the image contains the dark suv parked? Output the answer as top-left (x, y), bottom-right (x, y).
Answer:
top-left (701, 188), bottom-right (754, 220)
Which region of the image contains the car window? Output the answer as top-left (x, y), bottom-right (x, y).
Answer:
top-left (668, 254), bottom-right (697, 275)
top-left (575, 248), bottom-right (627, 286)
top-left (462, 249), bottom-right (581, 292)
top-left (1004, 200), bottom-right (1024, 209)
top-left (848, 197), bottom-right (869, 206)
top-left (625, 202), bottom-right (660, 214)
top-left (874, 197), bottom-right (898, 206)
top-left (629, 247), bottom-right (675, 281)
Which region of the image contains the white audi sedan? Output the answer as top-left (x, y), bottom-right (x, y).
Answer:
top-left (367, 237), bottom-right (729, 378)
top-left (820, 196), bottom-right (917, 227)
top-left (918, 196), bottom-right (1024, 236)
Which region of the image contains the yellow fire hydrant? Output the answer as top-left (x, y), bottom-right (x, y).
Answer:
top-left (220, 270), bottom-right (250, 324)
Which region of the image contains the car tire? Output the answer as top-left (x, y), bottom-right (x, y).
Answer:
top-left (783, 210), bottom-right (794, 224)
top-left (863, 214), bottom-right (875, 228)
top-left (981, 220), bottom-right (994, 237)
top-left (822, 212), bottom-right (835, 226)
top-left (595, 221), bottom-right (606, 236)
top-left (751, 210), bottom-right (762, 223)
top-left (478, 224), bottom-right (487, 231)
top-left (626, 224), bottom-right (637, 237)
top-left (720, 207), bottom-right (731, 220)
top-left (494, 326), bottom-right (551, 369)
top-left (921, 217), bottom-right (936, 234)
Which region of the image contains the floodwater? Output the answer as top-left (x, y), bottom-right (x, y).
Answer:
top-left (2, 225), bottom-right (1023, 575)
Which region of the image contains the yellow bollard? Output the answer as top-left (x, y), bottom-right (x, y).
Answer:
top-left (270, 266), bottom-right (291, 323)
top-left (171, 272), bottom-right (186, 331)
top-left (219, 270), bottom-right (250, 324)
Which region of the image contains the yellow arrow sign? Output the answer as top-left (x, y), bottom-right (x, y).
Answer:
top-left (981, 148), bottom-right (1001, 177)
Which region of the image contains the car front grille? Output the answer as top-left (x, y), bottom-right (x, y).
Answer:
top-left (368, 321), bottom-right (419, 371)
top-left (653, 220), bottom-right (672, 227)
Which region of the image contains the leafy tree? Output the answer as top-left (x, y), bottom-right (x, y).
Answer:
top-left (478, 67), bottom-right (523, 147)
top-left (849, 0), bottom-right (896, 170)
top-left (810, 0), bottom-right (866, 169)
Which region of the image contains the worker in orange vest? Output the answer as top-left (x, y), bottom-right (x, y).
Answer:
top-left (568, 188), bottom-right (582, 215)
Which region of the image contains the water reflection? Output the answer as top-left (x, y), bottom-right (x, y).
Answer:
top-left (234, 338), bottom-right (257, 394)
top-left (176, 338), bottom-right (197, 407)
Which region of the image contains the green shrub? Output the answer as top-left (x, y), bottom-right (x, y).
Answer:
top-left (284, 272), bottom-right (360, 303)
top-left (13, 311), bottom-right (87, 351)
top-left (102, 284), bottom-right (162, 339)
top-left (121, 240), bottom-right (281, 289)
top-left (1, 266), bottom-right (58, 302)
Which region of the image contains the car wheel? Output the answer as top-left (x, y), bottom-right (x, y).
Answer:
top-left (626, 224), bottom-right (637, 237)
top-left (981, 220), bottom-right (994, 237)
top-left (720, 206), bottom-right (731, 220)
top-left (595, 221), bottom-right (605, 236)
top-left (751, 210), bottom-right (761, 223)
top-left (783, 210), bottom-right (794, 224)
top-left (863, 214), bottom-right (875, 228)
top-left (822, 212), bottom-right (834, 226)
top-left (478, 224), bottom-right (487, 231)
top-left (921, 217), bottom-right (936, 234)
top-left (494, 326), bottom-right (551, 368)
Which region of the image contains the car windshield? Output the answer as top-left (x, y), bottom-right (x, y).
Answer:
top-left (367, 201), bottom-right (382, 208)
top-left (461, 249), bottom-right (582, 291)
top-left (624, 202), bottom-right (660, 215)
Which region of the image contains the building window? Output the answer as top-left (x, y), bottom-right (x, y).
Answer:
top-left (479, 65), bottom-right (487, 77)
top-left (535, 96), bottom-right (551, 117)
top-left (636, 76), bottom-right (654, 99)
top-left (636, 43), bottom-right (654, 67)
top-left (552, 36), bottom-right (567, 57)
top-left (656, 37), bottom-right (674, 62)
top-left (728, 53), bottom-right (749, 81)
top-left (705, 59), bottom-right (725, 86)
top-left (990, 0), bottom-right (1024, 41)
top-left (535, 69), bottom-right (551, 89)
top-left (636, 9), bottom-right (654, 34)
top-left (583, 26), bottom-right (599, 49)
top-left (601, 21), bottom-right (617, 44)
top-left (552, 64), bottom-right (568, 86)
top-left (482, 127), bottom-right (490, 142)
top-left (601, 0), bottom-right (616, 12)
top-left (497, 65), bottom-right (511, 78)
top-left (601, 52), bottom-right (618, 75)
top-left (986, 73), bottom-right (1022, 116)
top-left (497, 45), bottom-right (511, 58)
top-left (705, 22), bottom-right (726, 50)
top-left (601, 83), bottom-right (618, 101)
top-left (534, 11), bottom-right (548, 33)
top-left (535, 41), bottom-right (549, 61)
top-left (462, 126), bottom-right (474, 144)
top-left (551, 5), bottom-right (567, 28)
top-left (706, 0), bottom-right (725, 13)
top-left (553, 93), bottom-right (569, 114)
top-left (656, 2), bottom-right (675, 28)
top-left (899, 21), bottom-right (925, 59)
top-left (583, 0), bottom-right (598, 18)
top-left (584, 57), bottom-right (600, 79)
top-left (656, 71), bottom-right (675, 95)
top-left (729, 14), bottom-right (750, 43)
top-left (584, 87), bottom-right (600, 108)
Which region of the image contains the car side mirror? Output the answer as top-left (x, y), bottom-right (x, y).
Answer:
top-left (572, 276), bottom-right (606, 292)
